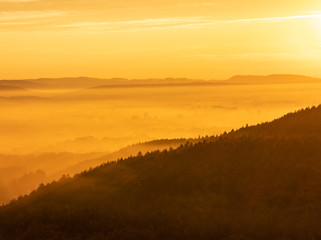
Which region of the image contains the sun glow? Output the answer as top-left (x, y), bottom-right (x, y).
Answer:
top-left (0, 1), bottom-right (321, 79)
top-left (318, 15), bottom-right (321, 37)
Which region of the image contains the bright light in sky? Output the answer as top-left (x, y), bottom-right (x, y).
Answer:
top-left (318, 15), bottom-right (321, 35)
top-left (0, 0), bottom-right (321, 79)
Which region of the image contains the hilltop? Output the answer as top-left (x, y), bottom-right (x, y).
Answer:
top-left (231, 105), bottom-right (321, 138)
top-left (0, 138), bottom-right (190, 205)
top-left (1, 74), bottom-right (320, 90)
top-left (1, 106), bottom-right (321, 239)
top-left (225, 74), bottom-right (321, 85)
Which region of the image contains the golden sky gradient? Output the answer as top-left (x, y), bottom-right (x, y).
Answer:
top-left (1, 0), bottom-right (321, 79)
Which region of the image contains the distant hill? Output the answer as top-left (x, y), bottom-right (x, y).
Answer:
top-left (1, 74), bottom-right (320, 90)
top-left (0, 85), bottom-right (24, 91)
top-left (0, 80), bottom-right (44, 90)
top-left (0, 152), bottom-right (106, 205)
top-left (1, 106), bottom-right (321, 239)
top-left (92, 81), bottom-right (215, 89)
top-left (0, 139), bottom-right (191, 205)
top-left (225, 74), bottom-right (321, 85)
top-left (21, 77), bottom-right (208, 89)
top-left (59, 138), bottom-right (193, 177)
top-left (30, 77), bottom-right (126, 89)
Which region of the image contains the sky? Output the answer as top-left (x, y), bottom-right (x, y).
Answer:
top-left (1, 0), bottom-right (321, 79)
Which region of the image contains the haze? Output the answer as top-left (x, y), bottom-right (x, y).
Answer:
top-left (1, 0), bottom-right (321, 225)
top-left (0, 75), bottom-right (321, 204)
top-left (1, 0), bottom-right (321, 79)
top-left (1, 76), bottom-right (321, 154)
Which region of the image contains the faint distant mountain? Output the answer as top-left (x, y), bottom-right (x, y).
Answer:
top-left (0, 77), bottom-right (208, 89)
top-left (92, 81), bottom-right (215, 89)
top-left (0, 152), bottom-right (107, 205)
top-left (31, 77), bottom-right (207, 89)
top-left (30, 77), bottom-right (129, 89)
top-left (0, 80), bottom-right (44, 90)
top-left (1, 75), bottom-right (320, 90)
top-left (0, 85), bottom-right (24, 91)
top-left (60, 138), bottom-right (192, 177)
top-left (225, 74), bottom-right (321, 84)
top-left (0, 96), bottom-right (48, 102)
top-left (0, 77), bottom-right (125, 90)
top-left (0, 138), bottom-right (192, 205)
top-left (130, 78), bottom-right (206, 85)
top-left (41, 136), bottom-right (146, 153)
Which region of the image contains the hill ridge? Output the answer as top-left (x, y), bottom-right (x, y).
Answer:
top-left (1, 105), bottom-right (321, 239)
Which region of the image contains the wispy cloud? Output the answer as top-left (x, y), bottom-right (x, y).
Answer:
top-left (0, 20), bottom-right (38, 25)
top-left (1, 12), bottom-right (321, 32)
top-left (58, 17), bottom-right (207, 28)
top-left (53, 13), bottom-right (321, 33)
top-left (175, 2), bottom-right (222, 7)
top-left (0, 0), bottom-right (38, 2)
top-left (225, 14), bottom-right (321, 23)
top-left (54, 17), bottom-right (210, 33)
top-left (194, 51), bottom-right (321, 61)
top-left (0, 10), bottom-right (66, 21)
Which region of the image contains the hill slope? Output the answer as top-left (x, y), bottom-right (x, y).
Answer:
top-left (2, 74), bottom-right (320, 90)
top-left (0, 139), bottom-right (190, 205)
top-left (231, 105), bottom-right (321, 138)
top-left (0, 85), bottom-right (25, 91)
top-left (1, 106), bottom-right (321, 239)
top-left (225, 74), bottom-right (321, 85)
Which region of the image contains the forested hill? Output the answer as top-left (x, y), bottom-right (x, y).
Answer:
top-left (1, 106), bottom-right (321, 239)
top-left (231, 105), bottom-right (321, 138)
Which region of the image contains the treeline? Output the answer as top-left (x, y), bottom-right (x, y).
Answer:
top-left (232, 105), bottom-right (321, 138)
top-left (1, 106), bottom-right (321, 239)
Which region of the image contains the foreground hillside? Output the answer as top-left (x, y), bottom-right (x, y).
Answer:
top-left (1, 106), bottom-right (321, 239)
top-left (0, 139), bottom-right (189, 205)
top-left (232, 105), bottom-right (321, 138)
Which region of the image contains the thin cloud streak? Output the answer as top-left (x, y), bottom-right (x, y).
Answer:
top-left (194, 52), bottom-right (314, 61)
top-left (225, 14), bottom-right (321, 23)
top-left (0, 20), bottom-right (38, 25)
top-left (1, 13), bottom-right (320, 32)
top-left (58, 17), bottom-right (207, 28)
top-left (0, 10), bottom-right (66, 21)
top-left (0, 0), bottom-right (38, 2)
top-left (54, 13), bottom-right (321, 33)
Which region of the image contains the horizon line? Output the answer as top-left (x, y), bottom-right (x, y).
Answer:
top-left (0, 73), bottom-right (319, 82)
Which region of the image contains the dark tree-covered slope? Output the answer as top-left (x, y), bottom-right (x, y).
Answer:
top-left (1, 106), bottom-right (321, 240)
top-left (231, 105), bottom-right (321, 138)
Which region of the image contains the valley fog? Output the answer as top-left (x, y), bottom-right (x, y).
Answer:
top-left (0, 82), bottom-right (321, 154)
top-left (1, 79), bottom-right (321, 204)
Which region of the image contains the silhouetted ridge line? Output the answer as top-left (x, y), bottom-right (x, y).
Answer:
top-left (1, 105), bottom-right (321, 239)
top-left (91, 81), bottom-right (218, 89)
top-left (231, 105), bottom-right (321, 138)
top-left (0, 85), bottom-right (25, 91)
top-left (226, 74), bottom-right (321, 84)
top-left (1, 74), bottom-right (321, 90)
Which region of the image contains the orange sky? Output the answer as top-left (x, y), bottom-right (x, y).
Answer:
top-left (1, 0), bottom-right (321, 79)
